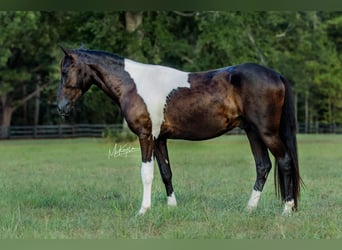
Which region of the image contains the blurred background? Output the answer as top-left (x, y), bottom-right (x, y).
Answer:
top-left (0, 11), bottom-right (341, 138)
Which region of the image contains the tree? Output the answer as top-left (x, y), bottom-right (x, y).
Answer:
top-left (0, 12), bottom-right (43, 137)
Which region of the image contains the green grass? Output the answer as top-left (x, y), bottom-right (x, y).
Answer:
top-left (0, 135), bottom-right (341, 239)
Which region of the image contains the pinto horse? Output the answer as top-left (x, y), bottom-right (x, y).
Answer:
top-left (56, 47), bottom-right (301, 215)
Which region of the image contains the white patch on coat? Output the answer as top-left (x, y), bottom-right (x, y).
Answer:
top-left (167, 192), bottom-right (177, 207)
top-left (247, 189), bottom-right (261, 212)
top-left (124, 59), bottom-right (190, 139)
top-left (139, 160), bottom-right (154, 215)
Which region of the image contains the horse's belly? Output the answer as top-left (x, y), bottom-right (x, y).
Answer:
top-left (161, 101), bottom-right (240, 140)
top-left (166, 122), bottom-right (237, 140)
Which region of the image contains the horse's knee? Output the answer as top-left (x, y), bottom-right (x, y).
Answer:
top-left (254, 160), bottom-right (272, 191)
top-left (256, 160), bottom-right (272, 175)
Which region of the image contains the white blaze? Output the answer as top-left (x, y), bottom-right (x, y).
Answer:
top-left (124, 59), bottom-right (190, 139)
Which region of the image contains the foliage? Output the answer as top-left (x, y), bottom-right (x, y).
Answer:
top-left (0, 11), bottom-right (341, 127)
top-left (0, 11), bottom-right (61, 128)
top-left (102, 127), bottom-right (137, 143)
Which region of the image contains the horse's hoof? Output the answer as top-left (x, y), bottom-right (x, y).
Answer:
top-left (282, 200), bottom-right (295, 216)
top-left (281, 209), bottom-right (293, 216)
top-left (138, 206), bottom-right (149, 216)
top-left (167, 192), bottom-right (177, 207)
top-left (246, 205), bottom-right (257, 214)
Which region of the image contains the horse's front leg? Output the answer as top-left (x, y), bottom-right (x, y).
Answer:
top-left (154, 139), bottom-right (177, 207)
top-left (138, 134), bottom-right (154, 215)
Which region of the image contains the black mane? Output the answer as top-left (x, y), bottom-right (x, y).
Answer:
top-left (74, 49), bottom-right (124, 66)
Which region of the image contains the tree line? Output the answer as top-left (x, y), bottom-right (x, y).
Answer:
top-left (0, 11), bottom-right (341, 137)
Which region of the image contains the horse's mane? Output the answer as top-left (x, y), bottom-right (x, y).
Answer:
top-left (73, 48), bottom-right (124, 65)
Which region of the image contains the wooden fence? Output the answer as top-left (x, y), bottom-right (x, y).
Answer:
top-left (0, 124), bottom-right (123, 139)
top-left (0, 123), bottom-right (341, 139)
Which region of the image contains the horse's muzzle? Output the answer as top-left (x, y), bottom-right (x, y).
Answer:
top-left (57, 97), bottom-right (72, 118)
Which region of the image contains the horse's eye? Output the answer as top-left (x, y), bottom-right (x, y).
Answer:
top-left (65, 84), bottom-right (78, 90)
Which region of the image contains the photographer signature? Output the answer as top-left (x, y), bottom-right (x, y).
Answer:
top-left (108, 144), bottom-right (139, 159)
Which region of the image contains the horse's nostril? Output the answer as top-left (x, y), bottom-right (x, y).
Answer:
top-left (57, 97), bottom-right (71, 115)
top-left (57, 106), bottom-right (62, 114)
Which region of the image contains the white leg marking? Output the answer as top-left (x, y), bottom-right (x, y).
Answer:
top-left (139, 160), bottom-right (154, 215)
top-left (167, 192), bottom-right (177, 207)
top-left (124, 59), bottom-right (190, 139)
top-left (282, 199), bottom-right (294, 216)
top-left (247, 190), bottom-right (261, 212)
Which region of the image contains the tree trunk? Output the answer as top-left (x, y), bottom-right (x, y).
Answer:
top-left (0, 84), bottom-right (47, 138)
top-left (246, 30), bottom-right (268, 66)
top-left (294, 92), bottom-right (298, 131)
top-left (0, 106), bottom-right (14, 138)
top-left (305, 91), bottom-right (309, 133)
top-left (125, 11), bottom-right (143, 33)
top-left (23, 85), bottom-right (28, 124)
top-left (34, 83), bottom-right (41, 126)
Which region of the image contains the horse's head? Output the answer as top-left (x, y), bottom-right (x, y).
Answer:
top-left (56, 47), bottom-right (92, 118)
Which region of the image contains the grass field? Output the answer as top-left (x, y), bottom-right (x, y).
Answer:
top-left (0, 134), bottom-right (341, 239)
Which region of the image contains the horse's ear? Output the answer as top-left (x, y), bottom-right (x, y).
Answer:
top-left (59, 46), bottom-right (78, 64)
top-left (59, 46), bottom-right (72, 58)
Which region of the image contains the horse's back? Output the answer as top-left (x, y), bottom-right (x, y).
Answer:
top-left (229, 63), bottom-right (284, 88)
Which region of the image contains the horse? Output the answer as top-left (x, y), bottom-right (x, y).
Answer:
top-left (56, 47), bottom-right (301, 215)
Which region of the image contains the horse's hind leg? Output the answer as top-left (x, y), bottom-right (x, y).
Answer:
top-left (154, 139), bottom-right (177, 207)
top-left (245, 127), bottom-right (272, 212)
top-left (259, 133), bottom-right (296, 215)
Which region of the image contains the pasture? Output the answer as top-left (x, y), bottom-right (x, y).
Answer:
top-left (0, 134), bottom-right (341, 239)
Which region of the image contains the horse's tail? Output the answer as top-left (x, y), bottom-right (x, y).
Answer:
top-left (275, 75), bottom-right (302, 209)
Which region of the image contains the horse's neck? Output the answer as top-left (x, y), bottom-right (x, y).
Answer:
top-left (89, 58), bottom-right (132, 103)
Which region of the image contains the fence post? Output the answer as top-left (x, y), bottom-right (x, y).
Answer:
top-left (34, 125), bottom-right (37, 138)
top-left (58, 124), bottom-right (62, 137)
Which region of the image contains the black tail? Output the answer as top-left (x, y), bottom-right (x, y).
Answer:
top-left (275, 76), bottom-right (302, 209)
